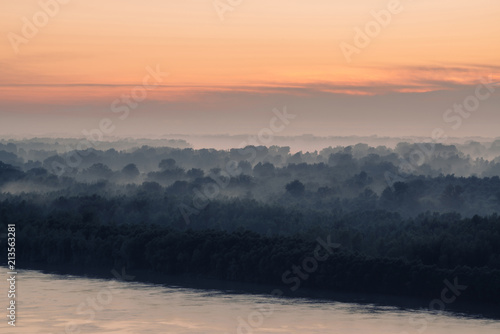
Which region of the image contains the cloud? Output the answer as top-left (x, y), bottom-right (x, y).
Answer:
top-left (0, 63), bottom-right (496, 98)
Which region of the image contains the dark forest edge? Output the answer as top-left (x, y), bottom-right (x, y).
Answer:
top-left (1, 196), bottom-right (499, 305)
top-left (1, 139), bottom-right (500, 307)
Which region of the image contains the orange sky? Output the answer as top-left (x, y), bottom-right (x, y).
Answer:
top-left (0, 0), bottom-right (499, 137)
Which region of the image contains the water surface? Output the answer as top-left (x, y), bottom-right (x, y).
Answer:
top-left (1, 267), bottom-right (499, 333)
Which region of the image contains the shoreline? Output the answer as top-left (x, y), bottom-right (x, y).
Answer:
top-left (5, 263), bottom-right (500, 321)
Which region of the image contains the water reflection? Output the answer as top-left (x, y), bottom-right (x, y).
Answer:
top-left (1, 268), bottom-right (499, 334)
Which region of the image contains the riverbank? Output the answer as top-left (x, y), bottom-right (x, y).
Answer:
top-left (8, 262), bottom-right (500, 321)
top-left (3, 266), bottom-right (500, 334)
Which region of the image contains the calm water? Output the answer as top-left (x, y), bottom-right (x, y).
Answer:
top-left (1, 267), bottom-right (499, 334)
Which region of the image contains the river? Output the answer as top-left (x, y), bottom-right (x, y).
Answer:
top-left (1, 267), bottom-right (499, 333)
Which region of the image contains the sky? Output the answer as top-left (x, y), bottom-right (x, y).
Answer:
top-left (0, 0), bottom-right (499, 139)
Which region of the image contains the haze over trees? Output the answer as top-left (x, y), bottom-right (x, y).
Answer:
top-left (1, 137), bottom-right (500, 303)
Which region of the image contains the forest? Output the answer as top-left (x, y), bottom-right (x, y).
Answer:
top-left (1, 137), bottom-right (500, 304)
